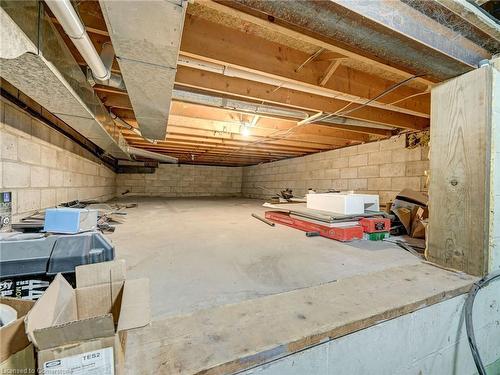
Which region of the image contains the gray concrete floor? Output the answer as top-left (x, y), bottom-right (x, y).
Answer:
top-left (109, 197), bottom-right (420, 319)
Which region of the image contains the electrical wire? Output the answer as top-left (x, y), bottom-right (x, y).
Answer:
top-left (219, 74), bottom-right (424, 161)
top-left (387, 89), bottom-right (430, 106)
top-left (317, 74), bottom-right (424, 124)
top-left (295, 47), bottom-right (325, 72)
top-left (464, 270), bottom-right (500, 375)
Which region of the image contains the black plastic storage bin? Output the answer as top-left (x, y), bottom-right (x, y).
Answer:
top-left (0, 231), bottom-right (114, 299)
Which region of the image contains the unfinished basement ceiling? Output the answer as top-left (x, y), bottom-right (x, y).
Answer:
top-left (3, 0), bottom-right (499, 166)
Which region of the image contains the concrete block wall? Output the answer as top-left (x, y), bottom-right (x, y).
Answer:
top-left (116, 164), bottom-right (243, 197)
top-left (242, 135), bottom-right (429, 203)
top-left (0, 99), bottom-right (116, 221)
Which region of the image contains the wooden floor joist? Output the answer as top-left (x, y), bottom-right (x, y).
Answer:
top-left (180, 14), bottom-right (430, 117)
top-left (175, 66), bottom-right (429, 130)
top-left (52, 0), bottom-right (439, 165)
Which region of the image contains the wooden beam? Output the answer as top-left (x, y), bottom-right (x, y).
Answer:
top-left (427, 63), bottom-right (498, 276)
top-left (130, 122), bottom-right (353, 148)
top-left (123, 133), bottom-right (324, 154)
top-left (75, 19), bottom-right (429, 121)
top-left (70, 0), bottom-right (436, 91)
top-left (175, 66), bottom-right (428, 130)
top-left (180, 14), bottom-right (430, 117)
top-left (169, 101), bottom-right (393, 137)
top-left (165, 114), bottom-right (370, 143)
top-left (118, 124), bottom-right (335, 151)
top-left (203, 0), bottom-right (435, 87)
top-left (128, 143), bottom-right (302, 159)
top-left (104, 93), bottom-right (372, 142)
top-left (114, 108), bottom-right (362, 147)
top-left (125, 136), bottom-right (311, 156)
top-left (95, 87), bottom-right (393, 137)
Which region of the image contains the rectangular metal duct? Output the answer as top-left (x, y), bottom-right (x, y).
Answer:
top-left (0, 1), bottom-right (129, 159)
top-left (99, 0), bottom-right (188, 140)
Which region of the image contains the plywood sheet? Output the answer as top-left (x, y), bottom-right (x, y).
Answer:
top-left (124, 263), bottom-right (475, 375)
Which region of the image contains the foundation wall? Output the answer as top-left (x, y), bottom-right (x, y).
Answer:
top-left (0, 99), bottom-right (116, 221)
top-left (242, 135), bottom-right (429, 204)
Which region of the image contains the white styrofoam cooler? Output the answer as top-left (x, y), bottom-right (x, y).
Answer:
top-left (306, 193), bottom-right (379, 215)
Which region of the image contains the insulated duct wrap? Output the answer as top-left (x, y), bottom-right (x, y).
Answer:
top-left (0, 1), bottom-right (129, 159)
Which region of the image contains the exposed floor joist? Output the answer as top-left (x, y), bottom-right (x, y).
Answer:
top-left (41, 0), bottom-right (496, 165)
top-left (180, 14), bottom-right (431, 118)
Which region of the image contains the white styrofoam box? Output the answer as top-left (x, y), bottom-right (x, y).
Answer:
top-left (354, 194), bottom-right (379, 212)
top-left (306, 193), bottom-right (379, 215)
top-left (44, 208), bottom-right (98, 234)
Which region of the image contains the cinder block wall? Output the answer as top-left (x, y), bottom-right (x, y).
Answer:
top-left (116, 164), bottom-right (243, 197)
top-left (0, 99), bottom-right (116, 221)
top-left (242, 135), bottom-right (429, 203)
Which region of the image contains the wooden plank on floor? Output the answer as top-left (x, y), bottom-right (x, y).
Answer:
top-left (124, 263), bottom-right (475, 375)
top-left (427, 65), bottom-right (493, 276)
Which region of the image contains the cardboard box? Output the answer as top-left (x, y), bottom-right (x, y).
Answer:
top-left (391, 189), bottom-right (429, 238)
top-left (0, 297), bottom-right (36, 371)
top-left (24, 260), bottom-right (150, 374)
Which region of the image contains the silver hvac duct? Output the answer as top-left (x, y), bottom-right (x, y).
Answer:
top-left (0, 1), bottom-right (129, 159)
top-left (172, 89), bottom-right (394, 130)
top-left (126, 146), bottom-right (178, 164)
top-left (99, 0), bottom-right (188, 140)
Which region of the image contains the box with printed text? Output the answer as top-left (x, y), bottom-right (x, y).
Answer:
top-left (24, 260), bottom-right (150, 374)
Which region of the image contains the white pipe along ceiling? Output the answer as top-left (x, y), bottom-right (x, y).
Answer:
top-left (2, 1), bottom-right (179, 163)
top-left (45, 0), bottom-right (110, 81)
top-left (176, 55), bottom-right (427, 118)
top-left (0, 2), bottom-right (129, 159)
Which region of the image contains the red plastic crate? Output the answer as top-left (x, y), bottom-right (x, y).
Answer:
top-left (359, 217), bottom-right (391, 233)
top-left (265, 211), bottom-right (363, 242)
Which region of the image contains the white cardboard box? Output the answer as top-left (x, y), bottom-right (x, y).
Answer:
top-left (306, 193), bottom-right (379, 214)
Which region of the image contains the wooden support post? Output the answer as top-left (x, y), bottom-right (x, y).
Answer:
top-left (427, 59), bottom-right (499, 276)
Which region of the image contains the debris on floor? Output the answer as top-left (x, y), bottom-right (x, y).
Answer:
top-left (251, 213), bottom-right (275, 227)
top-left (265, 210), bottom-right (364, 241)
top-left (261, 190), bottom-right (425, 247)
top-left (390, 189), bottom-right (428, 238)
top-left (12, 200), bottom-right (137, 234)
top-left (257, 186), bottom-right (306, 203)
top-left (1, 201), bottom-right (137, 301)
top-left (262, 191), bottom-right (391, 242)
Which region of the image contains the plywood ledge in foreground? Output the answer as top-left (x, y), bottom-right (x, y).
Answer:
top-left (124, 263), bottom-right (477, 375)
